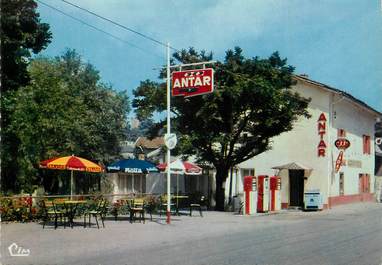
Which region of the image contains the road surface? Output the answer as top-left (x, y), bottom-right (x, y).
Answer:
top-left (2, 202), bottom-right (382, 265)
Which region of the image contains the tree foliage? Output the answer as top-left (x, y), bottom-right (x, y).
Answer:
top-left (1, 0), bottom-right (52, 91)
top-left (133, 47), bottom-right (310, 210)
top-left (1, 0), bottom-right (52, 193)
top-left (5, 50), bottom-right (130, 193)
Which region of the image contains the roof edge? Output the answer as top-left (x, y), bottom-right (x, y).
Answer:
top-left (293, 75), bottom-right (382, 117)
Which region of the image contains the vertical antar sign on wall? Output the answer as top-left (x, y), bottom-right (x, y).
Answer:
top-left (317, 113), bottom-right (327, 157)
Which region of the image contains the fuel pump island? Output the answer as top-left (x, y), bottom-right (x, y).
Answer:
top-left (243, 175), bottom-right (281, 215)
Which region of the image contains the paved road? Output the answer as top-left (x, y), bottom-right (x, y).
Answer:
top-left (2, 202), bottom-right (382, 265)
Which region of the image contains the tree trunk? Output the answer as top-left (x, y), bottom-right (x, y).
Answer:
top-left (215, 166), bottom-right (229, 211)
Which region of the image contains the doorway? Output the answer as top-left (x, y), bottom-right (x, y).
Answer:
top-left (289, 169), bottom-right (305, 207)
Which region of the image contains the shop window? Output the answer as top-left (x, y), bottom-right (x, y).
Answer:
top-left (337, 129), bottom-right (346, 138)
top-left (127, 174), bottom-right (133, 191)
top-left (242, 168), bottom-right (255, 177)
top-left (363, 135), bottom-right (371, 154)
top-left (119, 174), bottom-right (129, 193)
top-left (339, 172), bottom-right (344, 195)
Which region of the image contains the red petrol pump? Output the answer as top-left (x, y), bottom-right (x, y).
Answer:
top-left (269, 176), bottom-right (281, 211)
top-left (257, 175), bottom-right (269, 212)
top-left (243, 176), bottom-right (257, 215)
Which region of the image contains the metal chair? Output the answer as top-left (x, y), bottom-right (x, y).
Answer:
top-left (84, 199), bottom-right (107, 229)
top-left (129, 198), bottom-right (145, 223)
top-left (42, 200), bottom-right (66, 229)
top-left (159, 195), bottom-right (176, 217)
top-left (190, 196), bottom-right (205, 217)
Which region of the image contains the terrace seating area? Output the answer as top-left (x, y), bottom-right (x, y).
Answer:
top-left (0, 193), bottom-right (208, 229)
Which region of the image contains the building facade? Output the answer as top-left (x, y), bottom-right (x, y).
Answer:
top-left (375, 122), bottom-right (382, 202)
top-left (225, 75), bottom-right (381, 209)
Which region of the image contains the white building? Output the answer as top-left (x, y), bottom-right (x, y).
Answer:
top-left (225, 75), bottom-right (381, 209)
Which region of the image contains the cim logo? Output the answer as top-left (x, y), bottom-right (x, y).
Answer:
top-left (8, 242), bottom-right (30, 257)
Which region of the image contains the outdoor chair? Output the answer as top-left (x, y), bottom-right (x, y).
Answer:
top-left (129, 198), bottom-right (145, 223)
top-left (143, 197), bottom-right (156, 221)
top-left (84, 199), bottom-right (108, 229)
top-left (159, 195), bottom-right (176, 217)
top-left (189, 196), bottom-right (205, 217)
top-left (41, 200), bottom-right (66, 229)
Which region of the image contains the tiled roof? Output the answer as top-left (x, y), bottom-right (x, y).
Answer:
top-left (294, 75), bottom-right (382, 117)
top-left (135, 137), bottom-right (164, 149)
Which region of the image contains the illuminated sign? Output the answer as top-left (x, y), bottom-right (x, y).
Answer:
top-left (335, 151), bottom-right (344, 173)
top-left (334, 139), bottom-right (350, 150)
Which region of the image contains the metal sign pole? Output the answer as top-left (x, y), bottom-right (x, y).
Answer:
top-left (164, 50), bottom-right (215, 223)
top-left (166, 42), bottom-right (171, 224)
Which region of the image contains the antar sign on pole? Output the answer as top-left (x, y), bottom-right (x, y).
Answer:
top-left (165, 44), bottom-right (215, 224)
top-left (172, 69), bottom-right (214, 97)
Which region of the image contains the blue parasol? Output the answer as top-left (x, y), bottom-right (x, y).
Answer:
top-left (107, 159), bottom-right (159, 174)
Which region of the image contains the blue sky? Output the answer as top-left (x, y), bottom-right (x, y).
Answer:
top-left (37, 0), bottom-right (382, 115)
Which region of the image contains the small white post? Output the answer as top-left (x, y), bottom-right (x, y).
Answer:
top-left (166, 42), bottom-right (171, 224)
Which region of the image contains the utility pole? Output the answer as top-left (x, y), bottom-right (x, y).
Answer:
top-left (166, 42), bottom-right (171, 224)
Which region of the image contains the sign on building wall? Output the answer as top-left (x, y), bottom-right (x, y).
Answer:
top-left (334, 139), bottom-right (350, 149)
top-left (335, 151), bottom-right (344, 173)
top-left (347, 160), bottom-right (362, 168)
top-left (317, 113), bottom-right (327, 157)
top-left (376, 137), bottom-right (382, 154)
top-left (334, 130), bottom-right (350, 173)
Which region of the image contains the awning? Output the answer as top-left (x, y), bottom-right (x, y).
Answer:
top-left (157, 159), bottom-right (202, 175)
top-left (272, 162), bottom-right (312, 171)
top-left (107, 159), bottom-right (158, 174)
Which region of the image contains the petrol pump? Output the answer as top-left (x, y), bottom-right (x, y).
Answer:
top-left (269, 176), bottom-right (281, 211)
top-left (257, 175), bottom-right (269, 212)
top-left (243, 176), bottom-right (257, 215)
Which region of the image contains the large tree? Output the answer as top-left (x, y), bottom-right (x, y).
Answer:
top-left (1, 0), bottom-right (52, 192)
top-left (6, 50), bottom-right (129, 193)
top-left (133, 47), bottom-right (310, 210)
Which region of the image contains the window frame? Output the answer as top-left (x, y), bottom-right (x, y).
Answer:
top-left (363, 135), bottom-right (371, 155)
top-left (337, 128), bottom-right (346, 138)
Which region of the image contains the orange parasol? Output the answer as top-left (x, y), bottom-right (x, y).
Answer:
top-left (40, 155), bottom-right (103, 197)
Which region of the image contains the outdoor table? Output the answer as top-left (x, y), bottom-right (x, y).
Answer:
top-left (172, 195), bottom-right (189, 215)
top-left (122, 198), bottom-right (134, 206)
top-left (120, 197), bottom-right (134, 209)
top-left (61, 200), bottom-right (87, 228)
